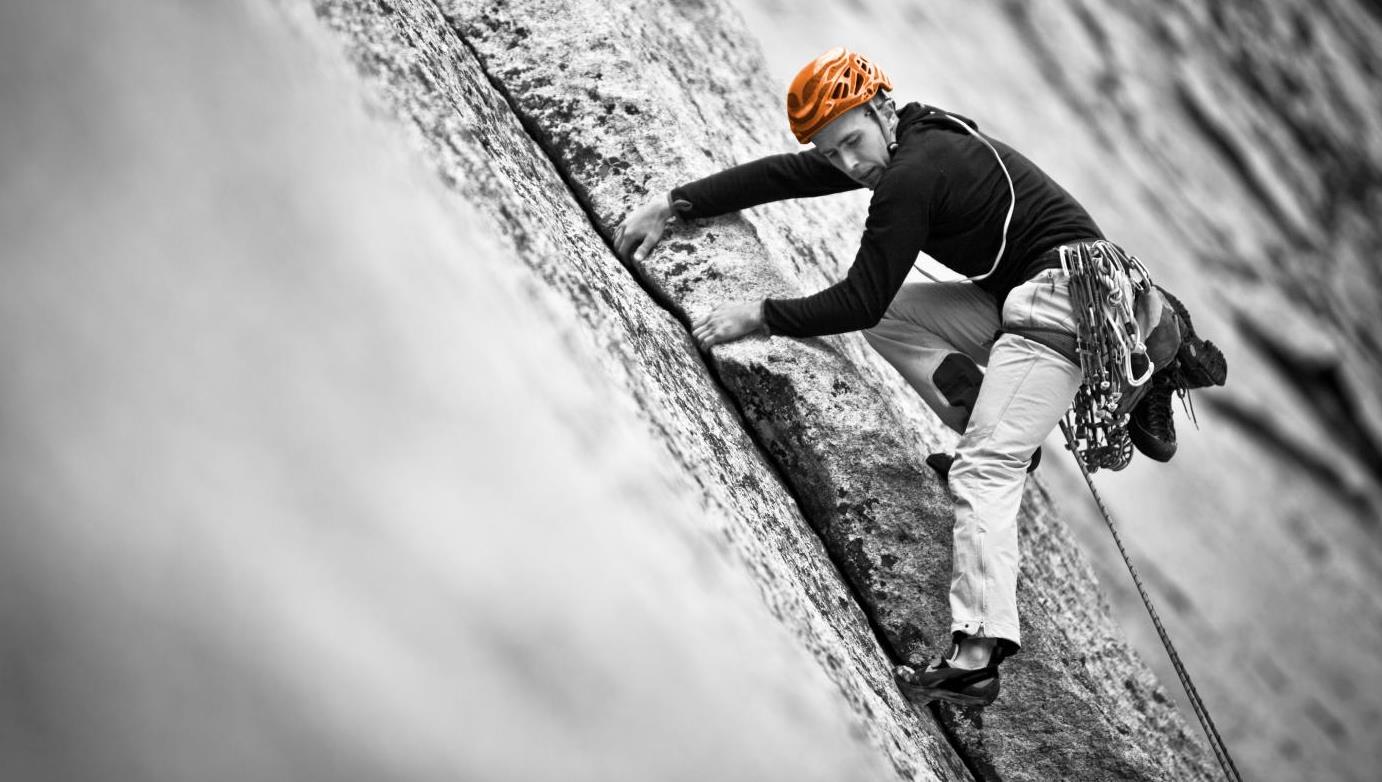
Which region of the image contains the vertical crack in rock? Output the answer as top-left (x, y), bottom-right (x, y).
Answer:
top-left (448, 16), bottom-right (689, 328)
top-left (430, 7), bottom-right (976, 779)
top-left (302, 0), bottom-right (974, 779)
top-left (436, 1), bottom-right (905, 654)
top-left (447, 9), bottom-right (943, 727)
top-left (309, 0), bottom-right (1219, 778)
top-left (439, 0), bottom-right (1218, 778)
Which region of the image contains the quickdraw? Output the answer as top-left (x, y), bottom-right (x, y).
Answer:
top-left (1061, 240), bottom-right (1155, 472)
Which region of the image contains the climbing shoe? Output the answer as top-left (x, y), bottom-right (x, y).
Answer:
top-left (926, 447), bottom-right (1041, 480)
top-left (1129, 373), bottom-right (1178, 462)
top-left (1158, 287), bottom-right (1228, 390)
top-left (1129, 288), bottom-right (1229, 462)
top-left (895, 656), bottom-right (1002, 707)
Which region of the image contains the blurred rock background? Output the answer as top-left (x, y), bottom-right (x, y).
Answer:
top-left (0, 2), bottom-right (939, 780)
top-left (3, 1), bottom-right (1379, 781)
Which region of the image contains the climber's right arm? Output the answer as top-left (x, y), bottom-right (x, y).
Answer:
top-left (669, 148), bottom-right (860, 218)
top-left (614, 149), bottom-right (859, 262)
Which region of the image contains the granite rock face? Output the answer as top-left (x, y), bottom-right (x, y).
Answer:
top-left (5, 0), bottom-right (1290, 779)
top-left (441, 0), bottom-right (1215, 779)
top-left (302, 0), bottom-right (975, 779)
top-left (0, 1), bottom-right (960, 780)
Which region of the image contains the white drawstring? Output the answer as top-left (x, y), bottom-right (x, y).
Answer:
top-left (939, 116), bottom-right (1016, 282)
top-left (868, 106), bottom-right (1016, 284)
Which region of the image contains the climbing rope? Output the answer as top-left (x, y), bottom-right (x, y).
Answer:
top-left (1060, 420), bottom-right (1243, 782)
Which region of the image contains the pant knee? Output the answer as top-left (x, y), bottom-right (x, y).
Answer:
top-left (933, 352), bottom-right (983, 415)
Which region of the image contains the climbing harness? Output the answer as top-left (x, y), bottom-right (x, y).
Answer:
top-left (1060, 240), bottom-right (1156, 471)
top-left (1060, 420), bottom-right (1243, 782)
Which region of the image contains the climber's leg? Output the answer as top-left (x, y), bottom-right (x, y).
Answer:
top-left (947, 270), bottom-right (1082, 649)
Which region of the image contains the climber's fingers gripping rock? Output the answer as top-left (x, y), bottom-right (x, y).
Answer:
top-left (691, 301), bottom-right (767, 351)
top-left (614, 193), bottom-right (677, 262)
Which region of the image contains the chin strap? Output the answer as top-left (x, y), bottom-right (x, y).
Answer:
top-left (865, 101), bottom-right (899, 157)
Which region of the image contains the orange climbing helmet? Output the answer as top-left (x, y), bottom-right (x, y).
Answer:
top-left (786, 47), bottom-right (894, 144)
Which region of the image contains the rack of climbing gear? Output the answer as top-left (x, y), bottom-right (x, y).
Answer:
top-left (1059, 419), bottom-right (1243, 782)
top-left (1060, 240), bottom-right (1156, 472)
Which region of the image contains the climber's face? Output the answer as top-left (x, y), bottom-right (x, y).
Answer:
top-left (812, 97), bottom-right (896, 190)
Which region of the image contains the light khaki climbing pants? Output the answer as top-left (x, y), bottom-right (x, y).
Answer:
top-left (863, 268), bottom-right (1083, 647)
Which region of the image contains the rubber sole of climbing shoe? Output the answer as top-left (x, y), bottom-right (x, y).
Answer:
top-left (1177, 337), bottom-right (1228, 388)
top-left (895, 662), bottom-right (1001, 707)
top-left (1157, 287), bottom-right (1227, 388)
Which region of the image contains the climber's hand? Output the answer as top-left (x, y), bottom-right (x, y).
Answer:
top-left (614, 193), bottom-right (676, 262)
top-left (692, 300), bottom-right (767, 350)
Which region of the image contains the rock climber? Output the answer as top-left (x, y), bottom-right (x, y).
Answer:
top-left (614, 47), bottom-right (1213, 706)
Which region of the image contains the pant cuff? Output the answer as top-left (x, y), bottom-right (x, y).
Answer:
top-left (951, 619), bottom-right (1021, 648)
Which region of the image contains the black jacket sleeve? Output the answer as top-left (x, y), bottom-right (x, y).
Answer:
top-left (670, 149), bottom-right (860, 219)
top-left (761, 164), bottom-right (938, 337)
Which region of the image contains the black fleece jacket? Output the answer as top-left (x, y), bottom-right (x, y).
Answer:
top-left (669, 103), bottom-right (1104, 337)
